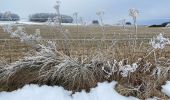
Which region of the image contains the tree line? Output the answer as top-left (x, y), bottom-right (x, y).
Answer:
top-left (29, 13), bottom-right (73, 23)
top-left (0, 12), bottom-right (20, 21)
top-left (0, 12), bottom-right (73, 23)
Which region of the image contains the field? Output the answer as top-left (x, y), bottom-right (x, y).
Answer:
top-left (0, 24), bottom-right (170, 99)
top-left (0, 25), bottom-right (170, 62)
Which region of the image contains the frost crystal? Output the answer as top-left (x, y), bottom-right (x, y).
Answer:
top-left (120, 63), bottom-right (138, 77)
top-left (150, 33), bottom-right (170, 49)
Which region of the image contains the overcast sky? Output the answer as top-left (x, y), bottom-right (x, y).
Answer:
top-left (1, 0), bottom-right (170, 24)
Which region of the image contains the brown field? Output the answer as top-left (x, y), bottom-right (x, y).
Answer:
top-left (0, 25), bottom-right (170, 63)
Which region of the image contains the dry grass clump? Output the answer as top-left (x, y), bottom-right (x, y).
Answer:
top-left (114, 57), bottom-right (170, 99)
top-left (0, 41), bottom-right (108, 92)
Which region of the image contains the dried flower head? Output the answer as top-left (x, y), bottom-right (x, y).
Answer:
top-left (129, 8), bottom-right (139, 21)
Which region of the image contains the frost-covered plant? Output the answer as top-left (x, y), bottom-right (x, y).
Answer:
top-left (53, 16), bottom-right (61, 26)
top-left (0, 41), bottom-right (59, 79)
top-left (96, 11), bottom-right (106, 40)
top-left (129, 8), bottom-right (139, 37)
top-left (73, 12), bottom-right (79, 34)
top-left (96, 11), bottom-right (105, 26)
top-left (54, 1), bottom-right (61, 26)
top-left (0, 25), bottom-right (43, 79)
top-left (119, 62), bottom-right (138, 77)
top-left (73, 12), bottom-right (78, 24)
top-left (150, 33), bottom-right (170, 49)
top-left (46, 17), bottom-right (53, 25)
top-left (100, 58), bottom-right (139, 78)
top-left (79, 17), bottom-right (86, 26)
top-left (3, 25), bottom-right (41, 48)
top-left (119, 19), bottom-right (126, 30)
top-left (2, 25), bottom-right (13, 33)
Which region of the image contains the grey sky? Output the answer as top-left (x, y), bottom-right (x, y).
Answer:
top-left (1, 0), bottom-right (170, 24)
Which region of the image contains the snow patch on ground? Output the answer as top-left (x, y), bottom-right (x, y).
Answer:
top-left (0, 81), bottom-right (138, 100)
top-left (162, 81), bottom-right (170, 97)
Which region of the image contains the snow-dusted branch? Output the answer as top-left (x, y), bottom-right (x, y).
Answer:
top-left (3, 25), bottom-right (41, 49)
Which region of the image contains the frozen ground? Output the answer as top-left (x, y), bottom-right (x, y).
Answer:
top-left (0, 81), bottom-right (138, 100)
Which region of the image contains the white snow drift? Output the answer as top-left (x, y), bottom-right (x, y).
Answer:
top-left (162, 81), bottom-right (170, 97)
top-left (0, 81), bottom-right (138, 100)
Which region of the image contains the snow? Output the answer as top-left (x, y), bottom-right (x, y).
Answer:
top-left (162, 81), bottom-right (170, 97)
top-left (146, 97), bottom-right (162, 100)
top-left (0, 21), bottom-right (46, 25)
top-left (0, 81), bottom-right (138, 100)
